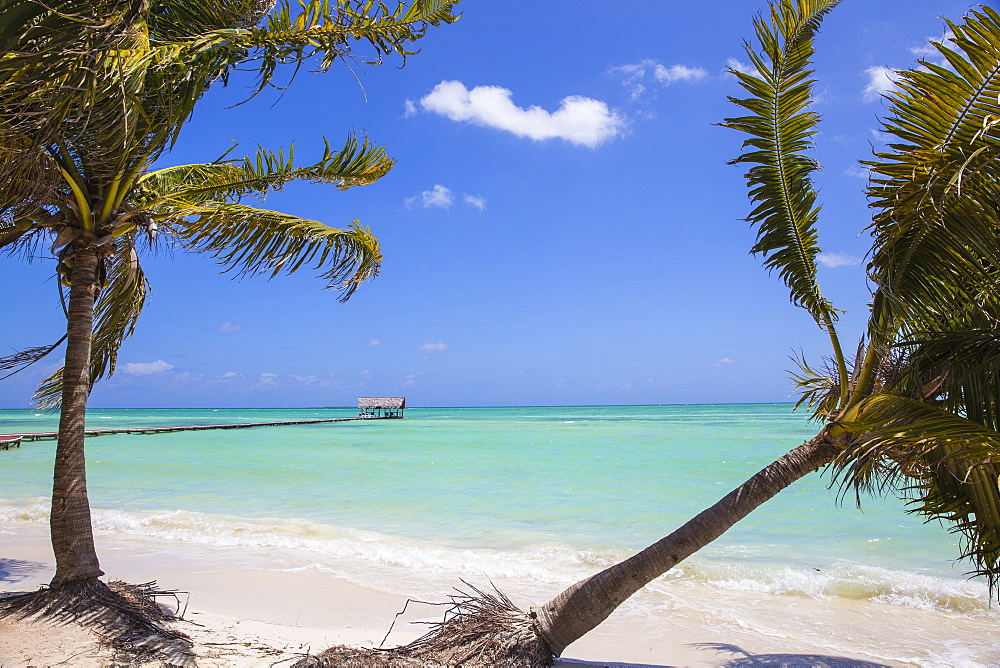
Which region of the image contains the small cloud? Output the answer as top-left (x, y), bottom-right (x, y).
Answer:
top-left (217, 371), bottom-right (239, 379)
top-left (844, 164), bottom-right (871, 179)
top-left (463, 194), bottom-right (487, 211)
top-left (405, 184), bottom-right (454, 210)
top-left (610, 60), bottom-right (708, 101)
top-left (818, 252), bottom-right (863, 268)
top-left (256, 372), bottom-right (279, 388)
top-left (403, 99), bottom-right (418, 116)
top-left (419, 342), bottom-right (449, 352)
top-left (416, 80), bottom-right (625, 148)
top-left (368, 338), bottom-right (381, 346)
top-left (218, 322), bottom-right (246, 332)
top-left (122, 360), bottom-right (174, 375)
top-left (870, 128), bottom-right (892, 143)
top-left (653, 63), bottom-right (708, 84)
top-left (712, 358), bottom-right (733, 367)
top-left (862, 66), bottom-right (901, 103)
top-left (402, 374), bottom-right (417, 388)
top-left (725, 57), bottom-right (761, 78)
top-left (290, 374), bottom-right (319, 385)
top-left (910, 30), bottom-right (956, 59)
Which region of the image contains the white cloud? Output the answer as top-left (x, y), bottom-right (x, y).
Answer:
top-left (405, 184), bottom-right (454, 210)
top-left (726, 57), bottom-right (761, 78)
top-left (463, 194), bottom-right (487, 212)
top-left (420, 342), bottom-right (449, 352)
top-left (862, 66), bottom-right (901, 102)
top-left (122, 360), bottom-right (174, 375)
top-left (843, 164), bottom-right (871, 179)
top-left (290, 374), bottom-right (319, 385)
top-left (218, 321), bottom-right (246, 332)
top-left (910, 30), bottom-right (956, 58)
top-left (217, 371), bottom-right (239, 379)
top-left (416, 80), bottom-right (625, 148)
top-left (712, 358), bottom-right (733, 367)
top-left (610, 60), bottom-right (708, 101)
top-left (256, 372), bottom-right (279, 388)
top-left (368, 338), bottom-right (381, 346)
top-left (818, 252), bottom-right (863, 268)
top-left (403, 99), bottom-right (418, 116)
top-left (654, 63), bottom-right (708, 84)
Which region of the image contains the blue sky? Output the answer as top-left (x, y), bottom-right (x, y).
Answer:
top-left (2, 0), bottom-right (986, 408)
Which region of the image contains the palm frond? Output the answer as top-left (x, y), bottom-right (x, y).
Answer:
top-left (140, 134), bottom-right (392, 208)
top-left (32, 238), bottom-right (150, 408)
top-left (866, 5), bottom-right (1000, 335)
top-left (722, 0), bottom-right (842, 325)
top-left (0, 337), bottom-right (67, 381)
top-left (789, 350), bottom-right (839, 418)
top-left (90, 238), bottom-right (149, 384)
top-left (835, 394), bottom-right (1000, 590)
top-left (164, 204), bottom-right (381, 300)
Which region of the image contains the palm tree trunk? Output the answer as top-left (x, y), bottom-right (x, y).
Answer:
top-left (50, 245), bottom-right (104, 587)
top-left (531, 434), bottom-right (839, 656)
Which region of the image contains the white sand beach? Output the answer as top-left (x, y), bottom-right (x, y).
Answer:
top-left (5, 521), bottom-right (990, 667)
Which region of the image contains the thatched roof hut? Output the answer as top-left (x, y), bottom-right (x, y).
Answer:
top-left (357, 397), bottom-right (405, 418)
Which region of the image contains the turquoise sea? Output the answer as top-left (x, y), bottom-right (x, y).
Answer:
top-left (2, 404), bottom-right (998, 665)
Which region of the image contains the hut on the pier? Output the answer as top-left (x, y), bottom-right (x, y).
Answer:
top-left (358, 397), bottom-right (406, 418)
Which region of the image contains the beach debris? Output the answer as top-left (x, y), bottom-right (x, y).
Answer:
top-left (294, 583), bottom-right (549, 668)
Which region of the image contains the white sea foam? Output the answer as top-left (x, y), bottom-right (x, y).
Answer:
top-left (2, 499), bottom-right (993, 621)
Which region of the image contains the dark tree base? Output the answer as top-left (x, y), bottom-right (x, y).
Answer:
top-left (0, 578), bottom-right (192, 665)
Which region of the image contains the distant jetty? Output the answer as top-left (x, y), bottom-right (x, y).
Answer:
top-left (1, 397), bottom-right (406, 449)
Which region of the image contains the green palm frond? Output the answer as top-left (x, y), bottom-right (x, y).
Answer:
top-left (165, 204), bottom-right (381, 300)
top-left (835, 394), bottom-right (1000, 589)
top-left (90, 238), bottom-right (149, 385)
top-left (0, 337), bottom-right (67, 381)
top-left (722, 0), bottom-right (841, 324)
top-left (866, 5), bottom-right (1000, 334)
top-left (789, 350), bottom-right (839, 418)
top-left (32, 239), bottom-right (150, 408)
top-left (141, 134), bottom-right (392, 208)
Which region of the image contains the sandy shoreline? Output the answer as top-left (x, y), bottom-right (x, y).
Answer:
top-left (3, 522), bottom-right (994, 666)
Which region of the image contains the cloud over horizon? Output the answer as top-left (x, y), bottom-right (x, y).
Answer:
top-left (413, 80), bottom-right (625, 148)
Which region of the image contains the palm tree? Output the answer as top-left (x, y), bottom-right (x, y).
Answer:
top-left (299, 2), bottom-right (1000, 666)
top-left (0, 0), bottom-right (457, 649)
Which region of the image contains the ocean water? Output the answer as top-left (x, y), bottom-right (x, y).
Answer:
top-left (2, 404), bottom-right (998, 665)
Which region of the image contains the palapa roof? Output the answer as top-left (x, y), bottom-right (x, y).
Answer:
top-left (358, 397), bottom-right (406, 409)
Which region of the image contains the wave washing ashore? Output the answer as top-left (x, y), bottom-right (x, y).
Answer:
top-left (2, 404), bottom-right (999, 666)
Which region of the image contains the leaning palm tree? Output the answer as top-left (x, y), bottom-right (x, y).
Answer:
top-left (0, 0), bottom-right (457, 652)
top-left (299, 2), bottom-right (1000, 666)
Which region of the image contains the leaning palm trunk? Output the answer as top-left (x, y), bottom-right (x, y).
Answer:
top-left (49, 245), bottom-right (104, 587)
top-left (297, 433), bottom-right (839, 667)
top-left (532, 433), bottom-right (838, 655)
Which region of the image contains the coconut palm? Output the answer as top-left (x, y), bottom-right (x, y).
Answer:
top-left (0, 0), bottom-right (457, 648)
top-left (299, 2), bottom-right (1000, 666)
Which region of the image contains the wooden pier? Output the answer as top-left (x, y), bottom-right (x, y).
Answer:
top-left (0, 415), bottom-right (398, 447)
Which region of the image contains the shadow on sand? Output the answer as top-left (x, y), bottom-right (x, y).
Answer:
top-left (0, 558), bottom-right (46, 584)
top-left (696, 643), bottom-right (891, 667)
top-left (554, 643), bottom-right (890, 668)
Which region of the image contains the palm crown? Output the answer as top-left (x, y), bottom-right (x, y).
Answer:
top-left (724, 1), bottom-right (1000, 590)
top-left (0, 0), bottom-right (458, 403)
